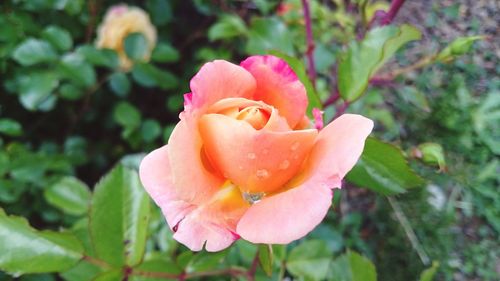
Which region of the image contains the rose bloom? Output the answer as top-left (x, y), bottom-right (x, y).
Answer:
top-left (140, 55), bottom-right (373, 251)
top-left (95, 4), bottom-right (156, 71)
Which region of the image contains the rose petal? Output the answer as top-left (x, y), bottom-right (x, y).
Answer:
top-left (139, 145), bottom-right (195, 230)
top-left (189, 60), bottom-right (256, 113)
top-left (236, 178), bottom-right (334, 244)
top-left (168, 118), bottom-right (225, 204)
top-left (199, 114), bottom-right (317, 194)
top-left (303, 114), bottom-right (374, 185)
top-left (241, 55), bottom-right (308, 128)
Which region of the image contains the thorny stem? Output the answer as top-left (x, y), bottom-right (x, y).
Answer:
top-left (301, 0), bottom-right (317, 88)
top-left (380, 0), bottom-right (407, 25)
top-left (387, 197), bottom-right (431, 265)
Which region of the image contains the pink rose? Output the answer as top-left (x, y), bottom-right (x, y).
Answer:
top-left (140, 55), bottom-right (373, 251)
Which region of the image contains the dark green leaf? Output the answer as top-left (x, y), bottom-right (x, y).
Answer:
top-left (186, 251), bottom-right (226, 273)
top-left (269, 50), bottom-right (322, 117)
top-left (246, 17), bottom-right (294, 55)
top-left (131, 254), bottom-right (182, 281)
top-left (42, 26), bottom-right (73, 52)
top-left (60, 260), bottom-right (102, 281)
top-left (258, 244), bottom-right (273, 276)
top-left (44, 176), bottom-right (91, 216)
top-left (12, 38), bottom-right (58, 66)
top-left (0, 119), bottom-right (22, 137)
top-left (113, 101), bottom-right (141, 130)
top-left (124, 33), bottom-right (149, 61)
top-left (286, 240), bottom-right (331, 281)
top-left (141, 119), bottom-right (162, 142)
top-left (399, 86), bottom-right (430, 112)
top-left (58, 84), bottom-right (84, 101)
top-left (131, 63), bottom-right (178, 90)
top-left (59, 53), bottom-right (96, 87)
top-left (76, 45), bottom-right (119, 69)
top-left (0, 209), bottom-right (83, 274)
top-left (17, 72), bottom-right (59, 111)
top-left (473, 91), bottom-right (500, 155)
top-left (208, 14), bottom-right (247, 41)
top-left (338, 24), bottom-right (421, 102)
top-left (329, 251), bottom-right (377, 281)
top-left (151, 43), bottom-right (180, 63)
top-left (146, 0), bottom-right (173, 25)
top-left (89, 165), bottom-right (151, 267)
top-left (346, 137), bottom-right (425, 195)
top-left (109, 72), bottom-right (131, 97)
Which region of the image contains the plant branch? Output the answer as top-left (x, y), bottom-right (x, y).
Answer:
top-left (301, 0), bottom-right (317, 87)
top-left (82, 255), bottom-right (111, 270)
top-left (374, 54), bottom-right (436, 81)
top-left (381, 0), bottom-right (407, 25)
top-left (85, 0), bottom-right (100, 42)
top-left (247, 250), bottom-right (260, 281)
top-left (387, 196), bottom-right (430, 265)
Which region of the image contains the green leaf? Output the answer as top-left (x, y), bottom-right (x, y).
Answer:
top-left (0, 119), bottom-right (22, 137)
top-left (89, 165), bottom-right (151, 267)
top-left (473, 91), bottom-right (500, 155)
top-left (419, 261), bottom-right (440, 281)
top-left (42, 26), bottom-right (73, 52)
top-left (93, 269), bottom-right (123, 281)
top-left (76, 45), bottom-right (119, 69)
top-left (208, 14), bottom-right (247, 41)
top-left (131, 63), bottom-right (178, 90)
top-left (269, 50), bottom-right (322, 117)
top-left (146, 0), bottom-right (173, 26)
top-left (186, 251), bottom-right (226, 273)
top-left (124, 33), bottom-right (149, 61)
top-left (0, 209), bottom-right (83, 274)
top-left (151, 43), bottom-right (180, 63)
top-left (44, 176), bottom-right (91, 216)
top-left (141, 119), bottom-right (162, 142)
top-left (109, 72), bottom-right (131, 97)
top-left (113, 101), bottom-right (142, 130)
top-left (246, 17), bottom-right (294, 55)
top-left (59, 53), bottom-right (96, 87)
top-left (286, 240), bottom-right (332, 281)
top-left (60, 260), bottom-right (103, 281)
top-left (58, 84), bottom-right (84, 101)
top-left (12, 38), bottom-right (58, 66)
top-left (346, 137), bottom-right (425, 195)
top-left (131, 254), bottom-right (182, 281)
top-left (258, 244), bottom-right (273, 276)
top-left (17, 72), bottom-right (59, 111)
top-left (338, 24), bottom-right (421, 102)
top-left (436, 36), bottom-right (483, 63)
top-left (399, 86), bottom-right (430, 112)
top-left (416, 143), bottom-right (446, 171)
top-left (329, 251), bottom-right (377, 281)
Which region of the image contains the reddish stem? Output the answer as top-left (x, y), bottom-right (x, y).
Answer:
top-left (381, 0), bottom-right (407, 25)
top-left (324, 90), bottom-right (340, 107)
top-left (301, 0), bottom-right (317, 87)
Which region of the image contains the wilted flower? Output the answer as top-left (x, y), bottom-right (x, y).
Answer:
top-left (96, 4), bottom-right (156, 71)
top-left (140, 55), bottom-right (373, 251)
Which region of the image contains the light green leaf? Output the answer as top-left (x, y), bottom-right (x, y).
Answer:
top-left (113, 101), bottom-right (141, 130)
top-left (246, 17), bottom-right (294, 55)
top-left (286, 240), bottom-right (332, 281)
top-left (346, 137), bottom-right (425, 195)
top-left (329, 251), bottom-right (377, 281)
top-left (124, 33), bottom-right (149, 61)
top-left (59, 53), bottom-right (96, 87)
top-left (131, 63), bottom-right (178, 90)
top-left (258, 244), bottom-right (273, 276)
top-left (93, 269), bottom-right (123, 281)
top-left (42, 26), bottom-right (73, 52)
top-left (12, 38), bottom-right (58, 66)
top-left (338, 24), bottom-right (421, 102)
top-left (185, 251), bottom-right (226, 273)
top-left (416, 143), bottom-right (446, 171)
top-left (151, 43), bottom-right (180, 63)
top-left (208, 14), bottom-right (247, 41)
top-left (437, 36), bottom-right (484, 63)
top-left (44, 176), bottom-right (91, 216)
top-left (76, 45), bottom-right (119, 69)
top-left (17, 72), bottom-right (59, 111)
top-left (0, 119), bottom-right (23, 137)
top-left (419, 261), bottom-right (440, 281)
top-left (89, 165), bottom-right (151, 267)
top-left (109, 72), bottom-right (131, 97)
top-left (0, 209), bottom-right (83, 274)
top-left (60, 260), bottom-right (103, 281)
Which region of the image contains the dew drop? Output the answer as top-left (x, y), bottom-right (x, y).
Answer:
top-left (256, 169), bottom-right (269, 179)
top-left (291, 142), bottom-right (300, 151)
top-left (247, 152), bottom-right (256, 159)
top-left (242, 191), bottom-right (265, 204)
top-left (279, 160), bottom-right (290, 170)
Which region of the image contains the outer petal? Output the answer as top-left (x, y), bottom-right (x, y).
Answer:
top-left (139, 145), bottom-right (194, 230)
top-left (236, 179), bottom-right (334, 244)
top-left (241, 55), bottom-right (308, 128)
top-left (189, 60), bottom-right (256, 113)
top-left (199, 114), bottom-right (317, 194)
top-left (168, 118), bottom-right (224, 204)
top-left (303, 114), bottom-right (374, 184)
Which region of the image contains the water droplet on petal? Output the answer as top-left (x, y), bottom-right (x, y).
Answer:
top-left (291, 142), bottom-right (300, 151)
top-left (279, 160), bottom-right (290, 170)
top-left (242, 191), bottom-right (265, 204)
top-left (247, 152), bottom-right (256, 159)
top-left (256, 169), bottom-right (269, 179)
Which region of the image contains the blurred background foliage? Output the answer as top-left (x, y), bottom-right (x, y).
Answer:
top-left (0, 0), bottom-right (498, 280)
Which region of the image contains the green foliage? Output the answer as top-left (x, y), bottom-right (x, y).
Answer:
top-left (346, 138), bottom-right (425, 195)
top-left (258, 244), bottom-right (273, 276)
top-left (286, 240), bottom-right (332, 281)
top-left (124, 33), bottom-right (149, 61)
top-left (12, 38), bottom-right (58, 66)
top-left (436, 36), bottom-right (484, 63)
top-left (419, 261), bottom-right (440, 281)
top-left (329, 251), bottom-right (377, 281)
top-left (44, 176), bottom-right (91, 216)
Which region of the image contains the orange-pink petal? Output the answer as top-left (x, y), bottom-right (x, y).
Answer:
top-left (240, 55), bottom-right (308, 128)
